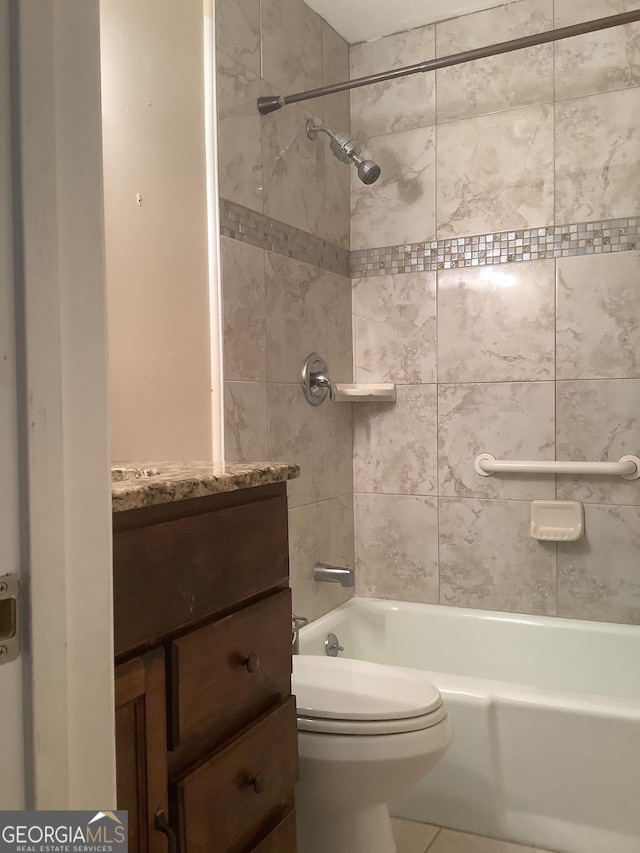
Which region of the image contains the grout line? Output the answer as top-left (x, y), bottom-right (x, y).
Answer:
top-left (424, 826), bottom-right (442, 851)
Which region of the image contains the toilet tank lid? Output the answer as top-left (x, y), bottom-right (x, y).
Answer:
top-left (292, 655), bottom-right (442, 721)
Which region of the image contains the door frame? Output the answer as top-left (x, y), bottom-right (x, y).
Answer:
top-left (1, 0), bottom-right (25, 811)
top-left (11, 0), bottom-right (116, 808)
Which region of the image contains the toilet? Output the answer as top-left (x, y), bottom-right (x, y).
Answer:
top-left (292, 655), bottom-right (452, 853)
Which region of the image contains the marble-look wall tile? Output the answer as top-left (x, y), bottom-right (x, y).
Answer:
top-left (324, 139), bottom-right (351, 249)
top-left (262, 97), bottom-right (325, 237)
top-left (216, 0), bottom-right (261, 76)
top-left (329, 493), bottom-right (356, 572)
top-left (350, 25), bottom-right (435, 139)
top-left (261, 0), bottom-right (322, 96)
top-left (215, 0), bottom-right (640, 631)
top-left (439, 498), bottom-right (557, 615)
top-left (327, 402), bottom-right (353, 500)
top-left (555, 0), bottom-right (640, 101)
top-left (267, 383), bottom-right (326, 508)
top-left (264, 256), bottom-right (352, 385)
top-left (555, 88), bottom-right (640, 223)
top-left (557, 503), bottom-right (640, 624)
top-left (557, 251), bottom-right (640, 380)
top-left (438, 382), bottom-right (556, 500)
top-left (324, 271), bottom-right (353, 383)
top-left (265, 252), bottom-right (325, 383)
top-left (436, 0), bottom-right (553, 123)
top-left (221, 237), bottom-right (266, 382)
top-left (354, 385), bottom-right (437, 496)
top-left (354, 493), bottom-right (439, 603)
top-left (351, 125), bottom-right (436, 251)
top-left (437, 105), bottom-right (554, 239)
top-left (289, 500), bottom-right (351, 621)
top-left (353, 271), bottom-right (436, 385)
top-left (224, 381), bottom-right (268, 462)
top-left (321, 23), bottom-right (351, 249)
top-left (556, 379), bottom-right (640, 505)
top-left (322, 22), bottom-right (350, 135)
top-left (437, 261), bottom-right (555, 383)
top-left (217, 52), bottom-right (263, 212)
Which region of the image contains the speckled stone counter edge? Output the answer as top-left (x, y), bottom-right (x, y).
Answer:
top-left (111, 461), bottom-right (300, 513)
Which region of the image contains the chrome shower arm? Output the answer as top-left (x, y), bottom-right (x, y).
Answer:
top-left (305, 122), bottom-right (335, 142)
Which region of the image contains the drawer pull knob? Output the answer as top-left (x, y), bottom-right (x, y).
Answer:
top-left (241, 652), bottom-right (260, 673)
top-left (249, 771), bottom-right (265, 794)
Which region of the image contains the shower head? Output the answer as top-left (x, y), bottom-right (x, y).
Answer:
top-left (306, 121), bottom-right (381, 185)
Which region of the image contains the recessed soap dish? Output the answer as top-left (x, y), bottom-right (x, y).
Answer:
top-left (530, 500), bottom-right (584, 541)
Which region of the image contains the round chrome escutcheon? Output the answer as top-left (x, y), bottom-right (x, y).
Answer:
top-left (302, 352), bottom-right (331, 406)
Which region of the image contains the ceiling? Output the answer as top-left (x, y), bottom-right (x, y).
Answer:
top-left (305, 0), bottom-right (510, 44)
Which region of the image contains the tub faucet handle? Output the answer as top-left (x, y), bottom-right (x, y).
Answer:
top-left (312, 371), bottom-right (335, 400)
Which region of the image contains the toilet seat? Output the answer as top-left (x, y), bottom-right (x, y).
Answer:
top-left (297, 704), bottom-right (448, 735)
top-left (293, 656), bottom-right (446, 735)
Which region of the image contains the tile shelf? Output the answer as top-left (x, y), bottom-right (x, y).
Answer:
top-left (334, 383), bottom-right (396, 403)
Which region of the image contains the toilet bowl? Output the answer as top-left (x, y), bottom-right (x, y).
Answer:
top-left (292, 655), bottom-right (452, 853)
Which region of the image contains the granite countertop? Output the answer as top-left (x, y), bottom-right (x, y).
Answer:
top-left (111, 461), bottom-right (300, 513)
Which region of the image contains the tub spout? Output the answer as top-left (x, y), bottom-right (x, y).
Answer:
top-left (313, 562), bottom-right (354, 588)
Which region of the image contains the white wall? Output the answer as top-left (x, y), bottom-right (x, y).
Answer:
top-left (101, 0), bottom-right (215, 461)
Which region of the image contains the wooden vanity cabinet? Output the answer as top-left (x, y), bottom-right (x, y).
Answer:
top-left (115, 649), bottom-right (169, 853)
top-left (113, 482), bottom-right (298, 853)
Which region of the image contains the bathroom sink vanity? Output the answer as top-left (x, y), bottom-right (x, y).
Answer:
top-left (111, 462), bottom-right (300, 853)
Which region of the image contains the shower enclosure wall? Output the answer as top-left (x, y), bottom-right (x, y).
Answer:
top-left (218, 0), bottom-right (640, 626)
top-left (350, 0), bottom-right (640, 627)
top-left (216, 0), bottom-right (356, 622)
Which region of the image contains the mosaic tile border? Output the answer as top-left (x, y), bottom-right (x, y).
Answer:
top-left (220, 198), bottom-right (350, 278)
top-left (350, 218), bottom-right (640, 278)
top-left (220, 202), bottom-right (640, 281)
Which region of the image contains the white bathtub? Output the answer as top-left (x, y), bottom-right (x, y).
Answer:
top-left (298, 597), bottom-right (640, 853)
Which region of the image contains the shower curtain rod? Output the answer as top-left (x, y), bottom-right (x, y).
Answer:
top-left (258, 9), bottom-right (640, 114)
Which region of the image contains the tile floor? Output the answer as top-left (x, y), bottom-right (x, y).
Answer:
top-left (392, 818), bottom-right (561, 853)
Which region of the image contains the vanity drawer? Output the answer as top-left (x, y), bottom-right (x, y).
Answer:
top-left (176, 697), bottom-right (298, 852)
top-left (252, 809), bottom-right (296, 852)
top-left (169, 589), bottom-right (292, 746)
top-left (113, 489), bottom-right (289, 657)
